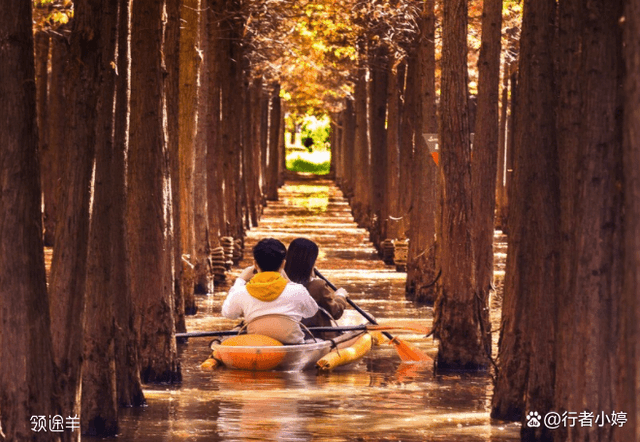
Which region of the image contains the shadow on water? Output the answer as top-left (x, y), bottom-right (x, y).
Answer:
top-left (88, 177), bottom-right (520, 442)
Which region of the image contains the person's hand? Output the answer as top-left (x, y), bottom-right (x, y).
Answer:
top-left (238, 265), bottom-right (256, 282)
top-left (334, 288), bottom-right (348, 298)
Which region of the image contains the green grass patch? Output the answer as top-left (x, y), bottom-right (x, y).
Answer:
top-left (286, 151), bottom-right (331, 175)
top-left (287, 157), bottom-right (331, 175)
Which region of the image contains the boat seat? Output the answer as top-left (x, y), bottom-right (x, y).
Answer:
top-left (246, 314), bottom-right (305, 345)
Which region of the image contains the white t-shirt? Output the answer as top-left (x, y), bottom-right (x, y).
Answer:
top-left (222, 278), bottom-right (319, 325)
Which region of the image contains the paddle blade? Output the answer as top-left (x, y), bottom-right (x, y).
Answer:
top-left (389, 337), bottom-right (432, 362)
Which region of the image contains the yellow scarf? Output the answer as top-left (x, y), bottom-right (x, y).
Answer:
top-left (246, 272), bottom-right (288, 302)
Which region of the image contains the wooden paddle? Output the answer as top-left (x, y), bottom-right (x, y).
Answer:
top-left (175, 323), bottom-right (427, 339)
top-left (314, 269), bottom-right (431, 363)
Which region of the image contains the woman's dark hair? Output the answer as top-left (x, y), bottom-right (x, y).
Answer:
top-left (253, 238), bottom-right (287, 272)
top-left (284, 238), bottom-right (319, 285)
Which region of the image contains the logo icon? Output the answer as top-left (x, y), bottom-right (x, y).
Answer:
top-left (527, 411), bottom-right (541, 428)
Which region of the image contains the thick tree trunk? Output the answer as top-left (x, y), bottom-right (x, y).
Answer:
top-left (434, 0), bottom-right (488, 370)
top-left (129, 0), bottom-right (180, 384)
top-left (405, 0), bottom-right (439, 304)
top-left (491, 73), bottom-right (527, 423)
top-left (81, 0), bottom-right (119, 435)
top-left (207, 0), bottom-right (225, 248)
top-left (470, 0), bottom-right (502, 358)
top-left (47, 32), bottom-right (70, 250)
top-left (49, 1), bottom-right (106, 436)
top-left (266, 84), bottom-right (281, 201)
top-left (35, 31), bottom-right (54, 246)
top-left (179, 0), bottom-right (200, 313)
top-left (492, 3), bottom-right (559, 436)
top-left (113, 0), bottom-right (145, 407)
top-left (554, 2), bottom-right (624, 441)
top-left (368, 48), bottom-right (388, 249)
top-left (194, 3), bottom-right (212, 295)
top-left (165, 0), bottom-right (187, 331)
top-left (622, 1), bottom-right (640, 438)
top-left (0, 3), bottom-right (59, 439)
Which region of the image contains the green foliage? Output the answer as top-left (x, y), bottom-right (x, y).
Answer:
top-left (300, 115), bottom-right (330, 150)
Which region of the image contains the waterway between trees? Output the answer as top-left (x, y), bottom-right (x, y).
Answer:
top-left (88, 176), bottom-right (520, 442)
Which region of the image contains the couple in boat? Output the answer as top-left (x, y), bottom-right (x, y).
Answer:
top-left (221, 237), bottom-right (350, 344)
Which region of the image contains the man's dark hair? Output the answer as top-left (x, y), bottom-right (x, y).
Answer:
top-left (253, 238), bottom-right (287, 272)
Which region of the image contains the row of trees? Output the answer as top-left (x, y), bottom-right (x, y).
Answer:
top-left (331, 0), bottom-right (507, 370)
top-left (330, 0), bottom-right (639, 440)
top-left (2, 0), bottom-right (292, 439)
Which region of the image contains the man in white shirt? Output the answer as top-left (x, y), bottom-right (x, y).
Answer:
top-left (221, 238), bottom-right (318, 344)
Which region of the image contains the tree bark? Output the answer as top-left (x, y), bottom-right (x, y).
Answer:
top-left (35, 31), bottom-right (54, 246)
top-left (352, 62), bottom-right (370, 227)
top-left (81, 0), bottom-right (119, 435)
top-left (495, 64), bottom-right (510, 231)
top-left (384, 58), bottom-right (401, 246)
top-left (471, 0), bottom-right (502, 358)
top-left (0, 2), bottom-right (59, 439)
top-left (128, 0), bottom-right (180, 384)
top-left (179, 0), bottom-right (200, 314)
top-left (49, 1), bottom-right (105, 436)
top-left (405, 0), bottom-right (439, 304)
top-left (113, 0), bottom-right (145, 407)
top-left (554, 2), bottom-right (624, 441)
top-left (266, 84), bottom-right (281, 201)
top-left (194, 2), bottom-right (212, 295)
top-left (368, 46), bottom-right (388, 249)
top-left (165, 0), bottom-right (187, 331)
top-left (622, 1), bottom-right (640, 438)
top-left (492, 2), bottom-right (559, 436)
top-left (341, 97), bottom-right (356, 198)
top-left (434, 0), bottom-right (488, 370)
top-left (47, 32), bottom-right (70, 251)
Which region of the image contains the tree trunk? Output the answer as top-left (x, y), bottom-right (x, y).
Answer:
top-left (470, 0), bottom-right (502, 358)
top-left (368, 50), bottom-right (387, 248)
top-left (47, 32), bottom-right (70, 250)
top-left (165, 0), bottom-right (187, 331)
top-left (113, 0), bottom-right (145, 408)
top-left (365, 51), bottom-right (388, 248)
top-left (207, 0), bottom-right (225, 248)
top-left (398, 59), bottom-right (414, 241)
top-left (35, 31), bottom-right (54, 247)
top-left (128, 0), bottom-right (180, 384)
top-left (554, 2), bottom-right (624, 441)
top-left (49, 1), bottom-right (105, 435)
top-left (434, 0), bottom-right (488, 370)
top-left (179, 0), bottom-right (200, 314)
top-left (0, 3), bottom-right (59, 439)
top-left (194, 3), bottom-right (212, 295)
top-left (405, 0), bottom-right (439, 304)
top-left (622, 1), bottom-right (640, 438)
top-left (81, 0), bottom-right (119, 435)
top-left (259, 86), bottom-right (269, 202)
top-left (492, 2), bottom-right (559, 436)
top-left (495, 64), bottom-right (510, 231)
top-left (266, 84), bottom-right (281, 201)
top-left (341, 97), bottom-right (356, 198)
top-left (385, 59), bottom-right (401, 247)
top-left (353, 62), bottom-right (370, 227)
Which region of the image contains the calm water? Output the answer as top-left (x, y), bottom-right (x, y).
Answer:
top-left (91, 176), bottom-right (520, 442)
